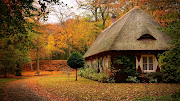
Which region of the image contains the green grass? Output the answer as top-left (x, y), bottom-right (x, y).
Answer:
top-left (37, 76), bottom-right (180, 100)
top-left (0, 78), bottom-right (22, 100)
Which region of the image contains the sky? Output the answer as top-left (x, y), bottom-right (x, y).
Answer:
top-left (46, 0), bottom-right (84, 24)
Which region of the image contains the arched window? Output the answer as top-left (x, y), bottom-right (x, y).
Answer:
top-left (137, 34), bottom-right (156, 40)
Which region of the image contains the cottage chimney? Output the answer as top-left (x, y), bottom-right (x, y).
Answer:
top-left (111, 13), bottom-right (116, 23)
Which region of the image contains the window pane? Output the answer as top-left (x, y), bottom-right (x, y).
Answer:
top-left (149, 64), bottom-right (153, 70)
top-left (143, 57), bottom-right (147, 63)
top-left (149, 57), bottom-right (153, 63)
top-left (143, 64), bottom-right (147, 70)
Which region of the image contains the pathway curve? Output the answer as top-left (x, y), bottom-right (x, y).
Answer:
top-left (3, 76), bottom-right (63, 101)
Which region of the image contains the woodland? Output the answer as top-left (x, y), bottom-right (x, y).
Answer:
top-left (0, 0), bottom-right (179, 79)
top-left (0, 0), bottom-right (180, 100)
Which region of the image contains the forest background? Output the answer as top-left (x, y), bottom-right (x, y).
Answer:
top-left (0, 0), bottom-right (179, 76)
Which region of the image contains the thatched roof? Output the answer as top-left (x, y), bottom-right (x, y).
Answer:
top-left (84, 7), bottom-right (171, 58)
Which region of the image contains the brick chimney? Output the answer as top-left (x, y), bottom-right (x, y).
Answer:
top-left (111, 13), bottom-right (116, 23)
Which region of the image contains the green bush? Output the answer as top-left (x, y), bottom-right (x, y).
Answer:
top-left (158, 20), bottom-right (180, 83)
top-left (113, 56), bottom-right (136, 76)
top-left (158, 45), bottom-right (180, 83)
top-left (78, 68), bottom-right (114, 83)
top-left (0, 46), bottom-right (17, 77)
top-left (147, 72), bottom-right (163, 83)
top-left (67, 52), bottom-right (85, 81)
top-left (67, 52), bottom-right (85, 69)
top-left (126, 76), bottom-right (140, 83)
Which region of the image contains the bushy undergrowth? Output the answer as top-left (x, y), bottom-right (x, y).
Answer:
top-left (126, 76), bottom-right (140, 83)
top-left (145, 71), bottom-right (179, 83)
top-left (78, 68), bottom-right (115, 83)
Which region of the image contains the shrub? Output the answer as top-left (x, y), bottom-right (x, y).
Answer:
top-left (158, 20), bottom-right (180, 83)
top-left (148, 78), bottom-right (158, 83)
top-left (97, 73), bottom-right (108, 83)
top-left (0, 46), bottom-right (17, 78)
top-left (113, 56), bottom-right (136, 76)
top-left (112, 56), bottom-right (137, 82)
top-left (147, 72), bottom-right (163, 83)
top-left (67, 52), bottom-right (85, 81)
top-left (78, 68), bottom-right (114, 83)
top-left (126, 76), bottom-right (140, 83)
top-left (158, 45), bottom-right (180, 83)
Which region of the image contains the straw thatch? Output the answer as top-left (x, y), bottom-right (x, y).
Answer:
top-left (84, 7), bottom-right (171, 58)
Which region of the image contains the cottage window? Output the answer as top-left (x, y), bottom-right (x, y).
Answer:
top-left (142, 55), bottom-right (155, 72)
top-left (137, 34), bottom-right (156, 40)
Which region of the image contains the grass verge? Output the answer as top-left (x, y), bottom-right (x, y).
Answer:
top-left (37, 76), bottom-right (180, 100)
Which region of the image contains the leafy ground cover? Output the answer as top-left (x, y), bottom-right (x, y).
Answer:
top-left (37, 76), bottom-right (180, 100)
top-left (134, 90), bottom-right (180, 101)
top-left (0, 78), bottom-right (22, 100)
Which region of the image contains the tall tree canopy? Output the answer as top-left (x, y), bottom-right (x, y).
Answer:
top-left (0, 0), bottom-right (62, 76)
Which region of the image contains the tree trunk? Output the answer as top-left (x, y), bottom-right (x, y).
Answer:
top-left (67, 38), bottom-right (71, 58)
top-left (4, 71), bottom-right (7, 78)
top-left (16, 64), bottom-right (22, 76)
top-left (103, 20), bottom-right (106, 29)
top-left (37, 48), bottom-right (40, 75)
top-left (30, 58), bottom-right (33, 72)
top-left (101, 12), bottom-right (106, 29)
top-left (76, 68), bottom-right (77, 81)
top-left (95, 7), bottom-right (98, 22)
top-left (64, 29), bottom-right (71, 58)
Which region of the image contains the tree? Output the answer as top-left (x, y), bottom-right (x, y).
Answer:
top-left (67, 52), bottom-right (85, 81)
top-left (77, 0), bottom-right (99, 22)
top-left (0, 46), bottom-right (17, 78)
top-left (52, 5), bottom-right (75, 58)
top-left (98, 0), bottom-right (117, 28)
top-left (77, 0), bottom-right (117, 28)
top-left (0, 0), bottom-right (61, 76)
top-left (158, 20), bottom-right (180, 83)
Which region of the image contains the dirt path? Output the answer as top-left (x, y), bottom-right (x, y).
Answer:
top-left (3, 76), bottom-right (63, 101)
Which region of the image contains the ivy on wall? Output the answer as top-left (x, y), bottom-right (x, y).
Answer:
top-left (112, 56), bottom-right (136, 76)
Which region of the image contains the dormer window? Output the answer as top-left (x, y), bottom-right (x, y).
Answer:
top-left (137, 34), bottom-right (156, 40)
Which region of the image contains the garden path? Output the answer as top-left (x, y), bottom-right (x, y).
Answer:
top-left (3, 76), bottom-right (63, 101)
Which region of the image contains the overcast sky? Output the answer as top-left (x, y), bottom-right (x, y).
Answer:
top-left (46, 0), bottom-right (83, 24)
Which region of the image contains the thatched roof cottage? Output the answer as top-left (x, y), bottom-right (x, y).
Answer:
top-left (84, 7), bottom-right (171, 75)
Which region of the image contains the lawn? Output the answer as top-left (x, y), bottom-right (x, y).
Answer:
top-left (37, 76), bottom-right (180, 100)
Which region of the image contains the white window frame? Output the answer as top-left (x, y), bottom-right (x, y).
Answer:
top-left (141, 55), bottom-right (155, 72)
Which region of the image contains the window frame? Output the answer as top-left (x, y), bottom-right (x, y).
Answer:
top-left (141, 55), bottom-right (155, 72)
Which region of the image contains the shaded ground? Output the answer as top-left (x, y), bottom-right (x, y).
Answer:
top-left (4, 78), bottom-right (48, 101)
top-left (2, 75), bottom-right (66, 101)
top-left (1, 71), bottom-right (180, 101)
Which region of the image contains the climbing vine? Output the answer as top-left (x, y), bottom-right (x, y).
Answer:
top-left (113, 56), bottom-right (136, 76)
